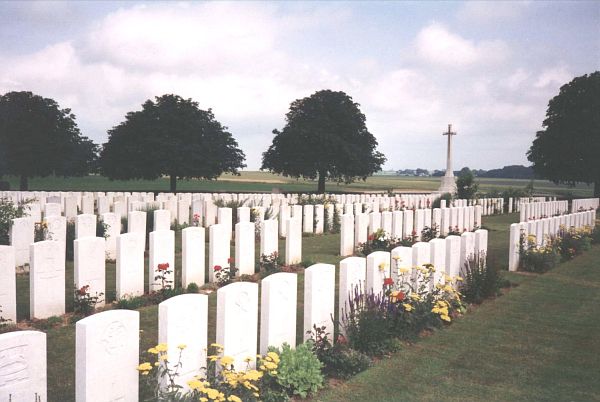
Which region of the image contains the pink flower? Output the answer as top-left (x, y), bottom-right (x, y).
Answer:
top-left (214, 265), bottom-right (222, 272)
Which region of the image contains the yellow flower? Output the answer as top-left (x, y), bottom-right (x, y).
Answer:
top-left (159, 354), bottom-right (169, 361)
top-left (148, 347), bottom-right (159, 354)
top-left (136, 362), bottom-right (152, 372)
top-left (378, 262), bottom-right (387, 272)
top-left (440, 314), bottom-right (451, 322)
top-left (177, 344), bottom-right (187, 350)
top-left (410, 293), bottom-right (421, 301)
top-left (403, 303), bottom-right (413, 312)
top-left (155, 343), bottom-right (168, 352)
top-left (220, 356), bottom-right (234, 366)
top-left (244, 357), bottom-right (252, 363)
top-left (392, 256), bottom-right (401, 261)
top-left (210, 343), bottom-right (224, 349)
top-left (228, 396), bottom-right (242, 402)
top-left (399, 267), bottom-right (409, 274)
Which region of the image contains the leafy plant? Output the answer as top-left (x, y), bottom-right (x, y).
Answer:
top-left (421, 224), bottom-right (439, 242)
top-left (214, 258), bottom-right (238, 287)
top-left (186, 282), bottom-right (199, 293)
top-left (356, 228), bottom-right (403, 255)
top-left (0, 197), bottom-right (30, 245)
top-left (432, 192), bottom-right (453, 209)
top-left (269, 342), bottom-right (324, 398)
top-left (340, 284), bottom-right (399, 356)
top-left (34, 220), bottom-right (49, 242)
top-left (114, 294), bottom-right (147, 310)
top-left (73, 285), bottom-right (104, 317)
top-left (259, 252), bottom-right (282, 277)
top-left (306, 325), bottom-right (371, 379)
top-left (518, 233), bottom-right (561, 273)
top-left (459, 252), bottom-right (501, 304)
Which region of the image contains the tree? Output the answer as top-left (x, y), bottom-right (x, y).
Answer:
top-left (455, 169), bottom-right (479, 199)
top-left (100, 94), bottom-right (246, 192)
top-left (261, 90), bottom-right (385, 193)
top-left (527, 71), bottom-right (600, 196)
top-left (0, 91), bottom-right (97, 190)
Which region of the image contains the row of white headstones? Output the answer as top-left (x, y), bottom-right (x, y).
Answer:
top-left (571, 198), bottom-right (600, 213)
top-left (0, 228), bottom-right (489, 402)
top-left (508, 210), bottom-right (597, 271)
top-left (339, 206), bottom-right (485, 257)
top-left (519, 200), bottom-right (570, 221)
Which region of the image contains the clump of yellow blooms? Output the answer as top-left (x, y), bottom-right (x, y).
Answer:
top-left (138, 342), bottom-right (280, 401)
top-left (385, 263), bottom-right (465, 322)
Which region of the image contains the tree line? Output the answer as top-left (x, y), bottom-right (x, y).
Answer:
top-left (0, 71), bottom-right (598, 194)
top-left (0, 90), bottom-right (385, 193)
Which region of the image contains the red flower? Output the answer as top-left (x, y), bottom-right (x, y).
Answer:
top-left (227, 257), bottom-right (233, 264)
top-left (367, 234), bottom-right (374, 241)
top-left (336, 334), bottom-right (348, 345)
top-left (397, 291), bottom-right (405, 302)
top-left (214, 265), bottom-right (222, 272)
top-left (77, 285), bottom-right (89, 296)
top-left (383, 277), bottom-right (394, 286)
top-left (157, 263), bottom-right (169, 271)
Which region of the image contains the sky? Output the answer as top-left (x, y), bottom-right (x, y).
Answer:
top-left (0, 1), bottom-right (598, 171)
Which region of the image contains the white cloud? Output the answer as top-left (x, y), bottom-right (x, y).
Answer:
top-left (534, 65), bottom-right (572, 89)
top-left (414, 22), bottom-right (510, 67)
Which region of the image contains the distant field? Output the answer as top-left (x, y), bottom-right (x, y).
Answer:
top-left (1, 172), bottom-right (594, 196)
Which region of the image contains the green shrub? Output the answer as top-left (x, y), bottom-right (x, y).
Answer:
top-left (186, 282), bottom-right (199, 293)
top-left (432, 192), bottom-right (453, 209)
top-left (114, 294), bottom-right (147, 310)
top-left (306, 324), bottom-right (371, 379)
top-left (341, 285), bottom-right (397, 356)
top-left (559, 226), bottom-right (592, 261)
top-left (459, 252), bottom-right (501, 304)
top-left (0, 197), bottom-right (29, 245)
top-left (270, 342), bottom-right (324, 398)
top-left (518, 233), bottom-right (561, 273)
top-left (356, 228), bottom-right (404, 255)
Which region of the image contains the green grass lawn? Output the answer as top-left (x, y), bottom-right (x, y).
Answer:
top-left (2, 172), bottom-right (594, 196)
top-left (8, 214), bottom-right (600, 401)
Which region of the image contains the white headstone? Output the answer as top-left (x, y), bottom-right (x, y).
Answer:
top-left (153, 209), bottom-right (171, 231)
top-left (30, 240), bottom-right (65, 319)
top-left (237, 206), bottom-right (251, 223)
top-left (101, 213), bottom-right (119, 260)
top-left (285, 218), bottom-right (302, 265)
top-left (260, 219), bottom-right (278, 257)
top-left (218, 208), bottom-right (233, 240)
top-left (182, 227), bottom-right (205, 288)
top-left (74, 237), bottom-right (106, 308)
top-left (260, 272), bottom-right (297, 354)
top-left (304, 264), bottom-right (335, 341)
top-left (0, 246), bottom-right (17, 323)
top-left (0, 331), bottom-right (47, 401)
top-left (314, 205), bottom-right (324, 234)
top-left (340, 214), bottom-right (354, 257)
top-left (354, 213), bottom-right (369, 246)
top-left (76, 310), bottom-right (139, 402)
top-left (366, 251), bottom-right (390, 295)
top-left (303, 205), bottom-right (314, 233)
top-left (116, 232), bottom-right (145, 299)
top-left (403, 210), bottom-right (414, 239)
top-left (338, 257), bottom-right (366, 330)
top-left (445, 235), bottom-right (461, 278)
top-left (209, 224), bottom-right (230, 282)
top-left (216, 282), bottom-right (258, 369)
top-left (127, 210), bottom-right (147, 238)
top-left (10, 217), bottom-right (34, 266)
top-left (460, 232), bottom-right (476, 270)
top-left (44, 202), bottom-right (61, 218)
top-left (235, 222), bottom-right (255, 276)
top-left (149, 230), bottom-right (175, 292)
top-left (159, 294), bottom-right (208, 391)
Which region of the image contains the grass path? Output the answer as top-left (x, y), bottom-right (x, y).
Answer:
top-left (316, 245), bottom-right (600, 402)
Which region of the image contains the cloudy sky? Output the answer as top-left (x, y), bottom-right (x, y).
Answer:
top-left (0, 1), bottom-right (598, 171)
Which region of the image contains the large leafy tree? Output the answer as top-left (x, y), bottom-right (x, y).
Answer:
top-left (527, 71), bottom-right (600, 196)
top-left (0, 91), bottom-right (97, 190)
top-left (100, 94), bottom-right (246, 192)
top-left (261, 90), bottom-right (386, 193)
